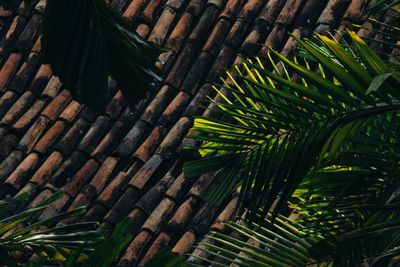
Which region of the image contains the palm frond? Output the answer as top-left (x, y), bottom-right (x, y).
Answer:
top-left (183, 31), bottom-right (400, 223)
top-left (40, 0), bottom-right (163, 112)
top-left (0, 190), bottom-right (102, 265)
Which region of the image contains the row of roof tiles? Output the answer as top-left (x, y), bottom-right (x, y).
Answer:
top-left (0, 0), bottom-right (396, 265)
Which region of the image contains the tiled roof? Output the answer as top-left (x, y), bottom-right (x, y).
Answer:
top-left (0, 0), bottom-right (396, 266)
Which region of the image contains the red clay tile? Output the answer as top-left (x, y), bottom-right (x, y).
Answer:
top-left (166, 44), bottom-right (197, 87)
top-left (59, 100), bottom-right (82, 123)
top-left (41, 89), bottom-right (71, 121)
top-left (240, 21), bottom-right (271, 56)
top-left (183, 83), bottom-right (211, 117)
top-left (49, 151), bottom-right (88, 188)
top-left (165, 196), bottom-right (198, 235)
top-left (15, 12), bottom-right (40, 50)
top-left (189, 172), bottom-right (215, 197)
top-left (96, 171), bottom-right (133, 208)
top-left (294, 0), bottom-right (328, 28)
top-left (139, 232), bottom-right (172, 266)
top-left (317, 0), bottom-right (346, 25)
top-left (211, 196), bottom-right (238, 231)
top-left (148, 8), bottom-right (176, 46)
top-left (89, 156), bottom-right (118, 193)
top-left (0, 150), bottom-right (24, 185)
top-left (206, 45), bottom-right (235, 81)
top-left (28, 63), bottom-right (52, 95)
top-left (118, 230), bottom-right (153, 267)
top-left (123, 0), bottom-right (147, 21)
top-left (220, 0), bottom-right (244, 20)
top-left (224, 19), bottom-right (248, 48)
top-left (31, 35), bottom-right (41, 53)
top-left (343, 0), bottom-right (369, 23)
top-left (91, 121), bottom-right (126, 160)
top-left (141, 85), bottom-right (174, 124)
top-left (158, 92), bottom-right (191, 126)
top-left (1, 91), bottom-right (35, 125)
top-left (257, 0), bottom-right (285, 24)
top-left (39, 192), bottom-right (71, 220)
top-left (156, 117), bottom-right (191, 156)
top-left (0, 91), bottom-right (18, 118)
top-left (186, 0), bottom-right (205, 16)
top-left (165, 0), bottom-right (187, 10)
top-left (103, 186), bottom-right (141, 225)
top-left (136, 23), bottom-right (150, 39)
top-left (238, 0), bottom-right (263, 22)
top-left (189, 202), bottom-right (219, 235)
top-left (141, 0), bottom-right (163, 23)
top-left (0, 53), bottom-right (22, 92)
top-left (42, 76), bottom-right (61, 98)
top-left (0, 16), bottom-right (26, 59)
top-left (13, 99), bottom-right (47, 131)
top-left (181, 52), bottom-right (213, 94)
top-left (4, 152), bottom-right (39, 191)
top-left (63, 159), bottom-right (100, 197)
top-left (135, 174), bottom-right (175, 214)
top-left (106, 90), bottom-right (126, 120)
top-left (31, 151), bottom-right (63, 186)
top-left (134, 126), bottom-right (167, 161)
top-left (0, 133), bottom-right (17, 161)
top-left (275, 0), bottom-right (304, 26)
top-left (172, 230), bottom-right (196, 254)
top-left (187, 5), bottom-right (219, 46)
top-left (56, 119), bottom-right (90, 155)
top-left (9, 52), bottom-right (40, 94)
top-left (165, 12), bottom-right (193, 52)
top-left (202, 18), bottom-right (231, 56)
top-left (130, 154), bottom-right (164, 189)
top-left (18, 115), bottom-right (50, 152)
top-left (142, 197), bottom-right (176, 233)
top-left (126, 208), bottom-right (147, 235)
top-left (77, 116), bottom-right (110, 153)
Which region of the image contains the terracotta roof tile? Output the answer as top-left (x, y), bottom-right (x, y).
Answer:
top-left (9, 53), bottom-right (40, 94)
top-left (148, 8), bottom-right (176, 46)
top-left (0, 1), bottom-right (377, 263)
top-left (91, 121), bottom-right (127, 160)
top-left (164, 196), bottom-right (199, 236)
top-left (164, 12), bottom-right (193, 52)
top-left (118, 230), bottom-right (153, 266)
top-left (12, 98), bottom-right (47, 131)
top-left (104, 186), bottom-right (141, 225)
top-left (41, 89), bottom-right (71, 121)
top-left (55, 119), bottom-right (90, 156)
top-left (0, 52), bottom-right (22, 91)
top-left (139, 232), bottom-right (172, 266)
top-left (224, 19), bottom-right (248, 48)
top-left (237, 0), bottom-right (263, 22)
top-left (142, 197), bottom-right (176, 233)
top-left (3, 152), bottom-right (39, 191)
top-left (172, 230), bottom-right (197, 254)
top-left (77, 116), bottom-right (111, 154)
top-left (0, 133), bottom-right (17, 161)
top-left (18, 115), bottom-right (50, 152)
top-left (30, 151), bottom-right (63, 186)
top-left (50, 150), bottom-right (88, 187)
top-left (14, 12), bottom-right (40, 50)
top-left (0, 91), bottom-right (18, 118)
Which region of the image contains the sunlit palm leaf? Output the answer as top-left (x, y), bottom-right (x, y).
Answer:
top-left (184, 31), bottom-right (400, 223)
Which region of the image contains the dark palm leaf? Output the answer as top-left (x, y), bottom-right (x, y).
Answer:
top-left (41, 0), bottom-right (163, 112)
